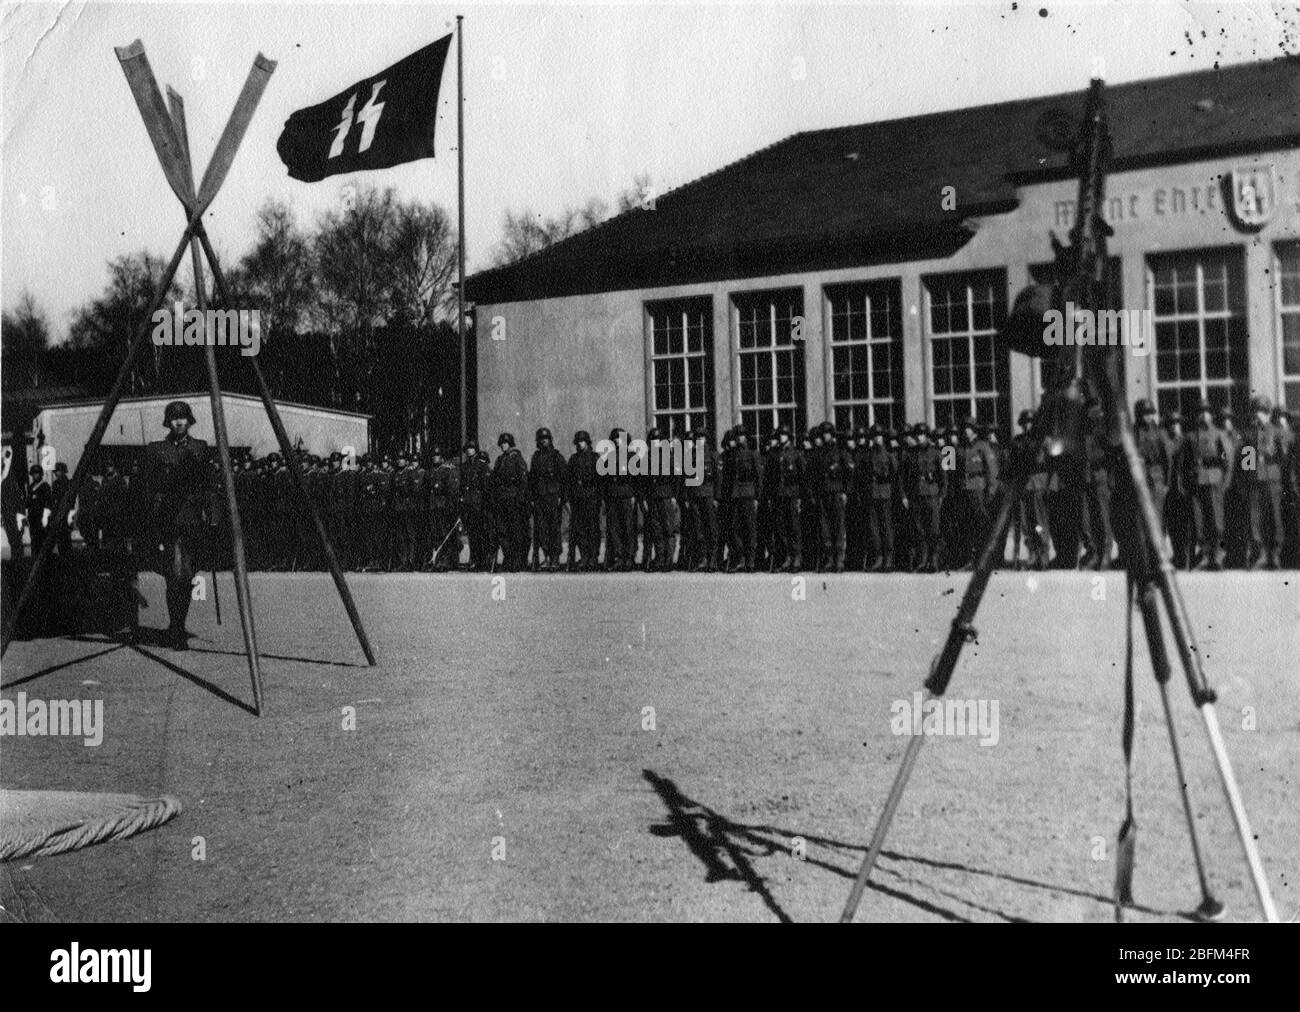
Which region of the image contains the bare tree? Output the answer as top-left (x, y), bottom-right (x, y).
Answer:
top-left (1, 290), bottom-right (51, 390)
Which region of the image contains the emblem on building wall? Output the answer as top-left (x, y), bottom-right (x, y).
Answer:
top-left (1228, 164), bottom-right (1276, 229)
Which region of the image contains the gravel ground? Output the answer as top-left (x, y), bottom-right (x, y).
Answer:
top-left (1, 570), bottom-right (1296, 923)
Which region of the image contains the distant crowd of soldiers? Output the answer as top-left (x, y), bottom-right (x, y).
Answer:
top-left (6, 394), bottom-right (1298, 576)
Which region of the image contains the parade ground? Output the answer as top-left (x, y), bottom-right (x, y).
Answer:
top-left (1, 571), bottom-right (1296, 923)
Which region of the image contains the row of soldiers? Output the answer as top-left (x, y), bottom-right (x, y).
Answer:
top-left (9, 395), bottom-right (1298, 575)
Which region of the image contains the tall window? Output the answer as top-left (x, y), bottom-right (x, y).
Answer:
top-left (827, 279), bottom-right (905, 431)
top-left (925, 271), bottom-right (1008, 430)
top-left (733, 289), bottom-right (805, 438)
top-left (648, 298), bottom-right (714, 438)
top-left (1278, 242), bottom-right (1300, 411)
top-left (1148, 248), bottom-right (1248, 421)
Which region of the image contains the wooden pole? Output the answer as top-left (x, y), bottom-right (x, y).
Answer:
top-left (194, 226), bottom-right (377, 666)
top-left (456, 14), bottom-right (467, 447)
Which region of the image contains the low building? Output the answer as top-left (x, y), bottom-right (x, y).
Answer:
top-left (26, 392), bottom-right (371, 475)
top-left (466, 58), bottom-right (1300, 444)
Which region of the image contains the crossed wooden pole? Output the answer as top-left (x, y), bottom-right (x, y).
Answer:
top-left (0, 41), bottom-right (377, 713)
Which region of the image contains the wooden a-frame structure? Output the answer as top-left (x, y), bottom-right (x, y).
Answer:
top-left (1, 40), bottom-right (376, 714)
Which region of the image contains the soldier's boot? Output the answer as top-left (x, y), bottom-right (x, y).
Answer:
top-left (834, 547), bottom-right (845, 574)
top-left (1266, 550), bottom-right (1281, 570)
top-left (882, 553), bottom-right (894, 572)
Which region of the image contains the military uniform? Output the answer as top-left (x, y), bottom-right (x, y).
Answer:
top-left (865, 431), bottom-right (898, 571)
top-left (1240, 397), bottom-right (1286, 568)
top-left (1080, 408), bottom-right (1114, 570)
top-left (143, 402), bottom-right (215, 647)
top-left (24, 466), bottom-right (51, 557)
top-left (724, 428), bottom-right (760, 572)
top-left (566, 433), bottom-right (601, 571)
top-left (1185, 404), bottom-right (1233, 569)
top-left (459, 445), bottom-right (492, 571)
top-left (680, 433), bottom-right (718, 572)
top-left (770, 432), bottom-right (803, 572)
top-left (643, 430), bottom-right (680, 572)
top-left (905, 426), bottom-right (946, 572)
top-left (492, 434), bottom-right (530, 571)
top-left (603, 430), bottom-right (637, 571)
top-left (955, 420), bottom-right (998, 569)
top-left (1009, 411), bottom-right (1051, 569)
top-left (529, 428), bottom-right (567, 571)
top-left (428, 452), bottom-right (461, 570)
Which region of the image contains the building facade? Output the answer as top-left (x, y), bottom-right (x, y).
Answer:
top-left (467, 60), bottom-right (1300, 444)
top-left (28, 392), bottom-right (371, 475)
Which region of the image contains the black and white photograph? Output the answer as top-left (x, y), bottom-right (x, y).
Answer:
top-left (1, 0), bottom-right (1297, 959)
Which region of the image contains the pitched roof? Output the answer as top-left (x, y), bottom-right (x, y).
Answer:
top-left (466, 57), bottom-right (1300, 305)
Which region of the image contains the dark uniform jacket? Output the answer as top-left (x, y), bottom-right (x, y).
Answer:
top-left (867, 445), bottom-right (898, 501)
top-left (566, 449), bottom-right (600, 501)
top-left (906, 444), bottom-right (947, 499)
top-left (144, 434), bottom-right (213, 531)
top-left (459, 455), bottom-right (491, 507)
top-left (1135, 425), bottom-right (1172, 494)
top-left (1239, 422), bottom-right (1285, 485)
top-left (959, 439), bottom-right (999, 495)
top-left (1185, 425), bottom-right (1233, 488)
top-left (726, 446), bottom-right (760, 499)
top-left (492, 448), bottom-right (530, 501)
top-left (529, 447), bottom-right (567, 497)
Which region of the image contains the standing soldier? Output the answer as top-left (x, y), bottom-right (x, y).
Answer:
top-left (459, 441), bottom-right (490, 571)
top-left (771, 426), bottom-right (804, 572)
top-left (425, 447), bottom-right (458, 571)
top-left (2, 458), bottom-right (25, 562)
top-left (49, 462), bottom-right (73, 558)
top-left (758, 432), bottom-right (781, 571)
top-left (358, 457), bottom-right (388, 571)
top-left (715, 428), bottom-right (737, 571)
top-left (24, 464), bottom-right (51, 558)
top-left (801, 427), bottom-right (826, 571)
top-left (816, 424), bottom-right (850, 573)
top-left (1009, 410), bottom-right (1051, 570)
top-left (390, 454), bottom-right (418, 570)
top-left (1187, 400), bottom-right (1233, 570)
top-left (492, 432), bottom-right (530, 572)
top-left (1161, 413), bottom-right (1192, 568)
top-left (865, 426), bottom-right (898, 571)
top-left (725, 424), bottom-right (760, 572)
top-left (905, 423), bottom-right (945, 572)
top-left (603, 428), bottom-right (637, 571)
top-left (680, 427), bottom-right (718, 572)
top-left (566, 431), bottom-right (601, 571)
top-left (848, 427), bottom-right (871, 570)
top-left (1276, 407), bottom-right (1299, 567)
top-left (1240, 396), bottom-right (1285, 570)
top-left (642, 428), bottom-right (678, 572)
top-left (1132, 399), bottom-right (1172, 562)
top-left (529, 427), bottom-right (566, 572)
top-left (1080, 403), bottom-right (1114, 570)
top-left (1218, 405), bottom-right (1247, 567)
top-left (328, 453), bottom-right (357, 571)
top-left (143, 401), bottom-right (215, 649)
top-left (956, 418), bottom-right (998, 570)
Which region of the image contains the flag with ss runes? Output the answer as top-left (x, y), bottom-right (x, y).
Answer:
top-left (276, 34), bottom-right (452, 182)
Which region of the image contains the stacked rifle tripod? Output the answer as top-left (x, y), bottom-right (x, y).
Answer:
top-left (1, 41), bottom-right (377, 714)
top-left (840, 80), bottom-right (1278, 924)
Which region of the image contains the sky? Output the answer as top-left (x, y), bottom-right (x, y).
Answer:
top-left (2, 0), bottom-right (1297, 339)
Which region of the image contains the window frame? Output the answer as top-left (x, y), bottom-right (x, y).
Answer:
top-left (730, 287), bottom-right (806, 439)
top-left (825, 278), bottom-right (905, 432)
top-left (645, 296), bottom-right (715, 439)
top-left (922, 269), bottom-right (1009, 432)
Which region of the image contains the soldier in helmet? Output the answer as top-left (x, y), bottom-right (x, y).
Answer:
top-left (865, 425), bottom-right (898, 571)
top-left (679, 426), bottom-right (718, 572)
top-left (23, 463), bottom-right (51, 558)
top-left (904, 423), bottom-right (945, 572)
top-left (492, 432), bottom-right (530, 571)
top-left (603, 427), bottom-right (637, 571)
top-left (955, 417), bottom-right (998, 570)
top-left (724, 424), bottom-right (760, 572)
top-left (1009, 409), bottom-right (1051, 569)
top-left (529, 427), bottom-right (566, 571)
top-left (1162, 412), bottom-right (1193, 568)
top-left (566, 430), bottom-right (601, 571)
top-left (459, 441), bottom-right (491, 570)
top-left (1187, 399), bottom-right (1233, 569)
top-left (642, 427), bottom-right (679, 572)
top-left (1240, 395), bottom-right (1285, 569)
top-left (770, 425), bottom-right (803, 572)
top-left (143, 401), bottom-right (215, 649)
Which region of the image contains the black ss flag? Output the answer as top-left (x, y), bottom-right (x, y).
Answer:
top-left (276, 34), bottom-right (452, 182)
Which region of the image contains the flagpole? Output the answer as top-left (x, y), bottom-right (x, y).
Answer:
top-left (456, 13), bottom-right (467, 447)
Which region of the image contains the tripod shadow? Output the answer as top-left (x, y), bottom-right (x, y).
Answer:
top-left (1, 629), bottom-right (257, 716)
top-left (643, 770), bottom-right (1189, 923)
